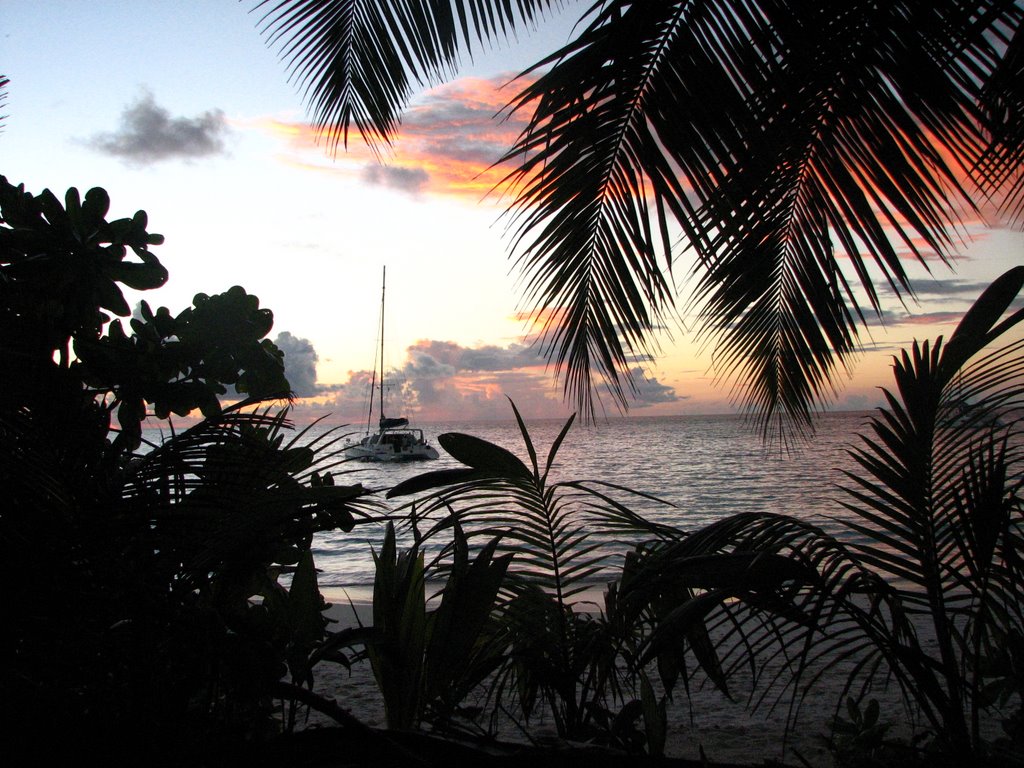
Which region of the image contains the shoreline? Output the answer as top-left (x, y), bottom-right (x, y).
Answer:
top-left (312, 585), bottom-right (839, 766)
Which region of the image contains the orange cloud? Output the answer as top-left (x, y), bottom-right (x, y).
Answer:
top-left (257, 74), bottom-right (536, 200)
top-left (510, 305), bottom-right (566, 333)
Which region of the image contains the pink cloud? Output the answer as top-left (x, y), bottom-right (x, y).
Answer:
top-left (292, 336), bottom-right (679, 424)
top-left (259, 74), bottom-right (535, 200)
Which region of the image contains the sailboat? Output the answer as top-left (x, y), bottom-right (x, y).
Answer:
top-left (343, 267), bottom-right (439, 462)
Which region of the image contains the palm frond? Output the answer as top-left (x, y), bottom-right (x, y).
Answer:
top-left (0, 75), bottom-right (8, 130)
top-left (841, 268), bottom-right (1024, 588)
top-left (250, 0), bottom-right (560, 151)
top-left (828, 269), bottom-right (1024, 748)
top-left (609, 270), bottom-right (1024, 753)
top-left (500, 1), bottom-right (689, 416)
top-left (976, 14), bottom-right (1024, 222)
top-left (500, 0), bottom-right (1021, 432)
top-left (621, 512), bottom-right (894, 720)
top-left (389, 403), bottom-right (674, 601)
top-left (388, 401), bottom-right (679, 734)
top-left (249, 1), bottom-right (1023, 434)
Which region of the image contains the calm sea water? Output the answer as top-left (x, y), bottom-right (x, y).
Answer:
top-left (306, 411), bottom-right (874, 588)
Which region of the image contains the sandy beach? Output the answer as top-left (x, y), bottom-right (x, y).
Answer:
top-left (305, 587), bottom-right (904, 767)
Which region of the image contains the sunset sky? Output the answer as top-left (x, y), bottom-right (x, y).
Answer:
top-left (5, 1), bottom-right (1023, 425)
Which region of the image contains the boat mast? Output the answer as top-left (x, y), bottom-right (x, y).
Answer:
top-left (379, 265), bottom-right (386, 426)
top-left (364, 369), bottom-right (375, 435)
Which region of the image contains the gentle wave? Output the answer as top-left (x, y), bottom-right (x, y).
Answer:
top-left (307, 411), bottom-right (874, 587)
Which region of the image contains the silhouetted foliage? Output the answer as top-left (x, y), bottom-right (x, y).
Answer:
top-left (383, 403), bottom-right (682, 750)
top-left (318, 522), bottom-right (510, 732)
top-left (619, 269), bottom-right (1024, 766)
top-left (0, 177), bottom-right (373, 760)
top-left (0, 75), bottom-right (8, 129)
top-left (371, 271), bottom-right (1024, 764)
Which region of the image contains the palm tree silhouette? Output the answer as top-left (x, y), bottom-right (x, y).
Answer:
top-left (250, 0), bottom-right (1023, 437)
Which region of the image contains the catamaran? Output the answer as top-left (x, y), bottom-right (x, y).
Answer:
top-left (343, 267), bottom-right (439, 462)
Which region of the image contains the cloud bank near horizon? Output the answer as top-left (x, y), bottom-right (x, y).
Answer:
top-left (286, 336), bottom-right (681, 422)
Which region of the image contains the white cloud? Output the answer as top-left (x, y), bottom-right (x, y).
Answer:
top-left (275, 331), bottom-right (318, 397)
top-left (309, 338), bottom-right (679, 421)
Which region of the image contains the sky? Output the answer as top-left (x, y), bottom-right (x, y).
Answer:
top-left (3, 1), bottom-right (1023, 426)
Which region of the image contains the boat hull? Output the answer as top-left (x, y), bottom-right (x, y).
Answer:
top-left (343, 429), bottom-right (440, 462)
top-left (344, 445), bottom-right (440, 462)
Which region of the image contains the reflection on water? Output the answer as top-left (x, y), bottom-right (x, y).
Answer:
top-left (309, 411), bottom-right (875, 588)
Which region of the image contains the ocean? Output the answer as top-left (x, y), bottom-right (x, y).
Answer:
top-left (306, 410), bottom-right (874, 590)
top-left (285, 409), bottom-right (1008, 764)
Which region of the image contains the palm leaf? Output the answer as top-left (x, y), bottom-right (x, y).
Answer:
top-left (0, 74), bottom-right (8, 130)
top-left (499, 1), bottom-right (688, 416)
top-left (251, 2), bottom-right (1023, 434)
top-left (387, 404), bottom-right (677, 729)
top-left (389, 408), bottom-right (673, 601)
top-left (619, 512), bottom-right (882, 721)
top-left (500, 0), bottom-right (1021, 433)
top-left (250, 0), bottom-right (559, 151)
top-left (821, 271), bottom-right (1024, 747)
top-left (976, 18), bottom-right (1024, 222)
top-left (615, 274), bottom-right (1024, 750)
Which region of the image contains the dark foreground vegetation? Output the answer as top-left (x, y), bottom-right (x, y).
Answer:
top-left (4, 1), bottom-right (1024, 764)
top-left (2, 175), bottom-right (1024, 768)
